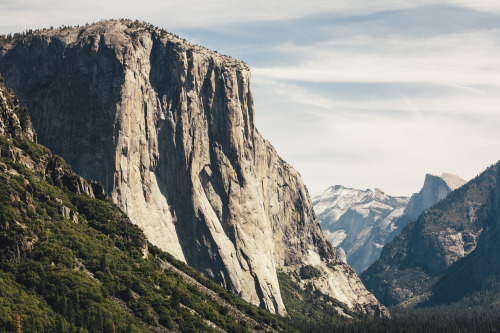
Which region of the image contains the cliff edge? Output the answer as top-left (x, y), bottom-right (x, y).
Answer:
top-left (0, 20), bottom-right (387, 316)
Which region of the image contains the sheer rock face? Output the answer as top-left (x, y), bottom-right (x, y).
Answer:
top-left (0, 20), bottom-right (386, 316)
top-left (402, 173), bottom-right (466, 222)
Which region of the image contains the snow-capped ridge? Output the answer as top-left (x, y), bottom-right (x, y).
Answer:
top-left (312, 185), bottom-right (410, 272)
top-left (313, 172), bottom-right (467, 273)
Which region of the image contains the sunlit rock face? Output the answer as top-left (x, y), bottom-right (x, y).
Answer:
top-left (402, 173), bottom-right (466, 222)
top-left (0, 19), bottom-right (387, 316)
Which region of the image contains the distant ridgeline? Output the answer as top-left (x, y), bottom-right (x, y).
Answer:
top-left (0, 75), bottom-right (298, 332)
top-left (362, 161), bottom-right (500, 309)
top-left (313, 173), bottom-right (465, 273)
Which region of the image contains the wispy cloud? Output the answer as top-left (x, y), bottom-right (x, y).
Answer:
top-left (2, 0), bottom-right (500, 33)
top-left (251, 28), bottom-right (500, 194)
top-left (1, 1), bottom-right (499, 196)
top-left (254, 78), bottom-right (500, 195)
top-left (253, 30), bottom-right (500, 87)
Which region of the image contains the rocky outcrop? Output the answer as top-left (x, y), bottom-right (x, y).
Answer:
top-left (423, 165), bottom-right (500, 306)
top-left (362, 164), bottom-right (497, 307)
top-left (312, 186), bottom-right (409, 273)
top-left (402, 173), bottom-right (466, 222)
top-left (0, 20), bottom-right (386, 316)
top-left (0, 78), bottom-right (34, 141)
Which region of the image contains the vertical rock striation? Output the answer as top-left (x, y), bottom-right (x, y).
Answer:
top-left (0, 20), bottom-right (386, 316)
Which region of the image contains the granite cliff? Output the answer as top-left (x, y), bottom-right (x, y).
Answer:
top-left (0, 20), bottom-right (386, 316)
top-left (400, 173), bottom-right (466, 223)
top-left (0, 77), bottom-right (296, 332)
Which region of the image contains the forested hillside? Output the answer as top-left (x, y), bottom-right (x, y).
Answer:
top-left (0, 75), bottom-right (295, 332)
top-left (362, 161), bottom-right (499, 308)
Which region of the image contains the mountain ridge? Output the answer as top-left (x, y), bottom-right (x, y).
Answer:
top-left (313, 173), bottom-right (466, 273)
top-left (361, 163), bottom-right (497, 307)
top-left (312, 185), bottom-right (409, 273)
top-left (0, 19), bottom-right (387, 317)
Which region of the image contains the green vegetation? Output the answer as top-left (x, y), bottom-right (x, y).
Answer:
top-left (12, 136), bottom-right (51, 163)
top-left (362, 162), bottom-right (499, 307)
top-left (277, 271), bottom-right (360, 332)
top-left (298, 265), bottom-right (322, 279)
top-left (0, 143), bottom-right (149, 331)
top-left (325, 307), bottom-right (500, 333)
top-left (0, 81), bottom-right (294, 332)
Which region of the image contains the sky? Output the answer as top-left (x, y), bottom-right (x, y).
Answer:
top-left (1, 0), bottom-right (500, 196)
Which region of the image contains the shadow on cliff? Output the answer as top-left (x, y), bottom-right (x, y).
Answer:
top-left (0, 34), bottom-right (123, 193)
top-left (148, 35), bottom-right (242, 291)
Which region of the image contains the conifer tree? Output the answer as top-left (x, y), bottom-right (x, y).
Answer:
top-left (14, 314), bottom-right (22, 333)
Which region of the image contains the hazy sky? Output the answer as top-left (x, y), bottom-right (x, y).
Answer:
top-left (1, 0), bottom-right (500, 196)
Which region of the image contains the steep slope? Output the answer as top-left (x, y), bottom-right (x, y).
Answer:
top-left (362, 163), bottom-right (498, 307)
top-left (0, 20), bottom-right (387, 317)
top-left (0, 74), bottom-right (296, 332)
top-left (313, 174), bottom-right (465, 274)
top-left (418, 167), bottom-right (500, 308)
top-left (312, 186), bottom-right (409, 273)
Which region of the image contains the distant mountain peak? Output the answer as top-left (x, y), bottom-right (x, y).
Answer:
top-left (312, 185), bottom-right (409, 272)
top-left (440, 172), bottom-right (466, 190)
top-left (424, 173), bottom-right (466, 190)
top-left (404, 173), bottom-right (467, 221)
top-left (362, 163), bottom-right (498, 308)
top-left (313, 172), bottom-right (466, 274)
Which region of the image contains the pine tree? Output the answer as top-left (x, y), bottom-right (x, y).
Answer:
top-left (14, 314), bottom-right (22, 333)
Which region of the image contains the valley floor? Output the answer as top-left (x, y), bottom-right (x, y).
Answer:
top-left (283, 306), bottom-right (500, 332)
